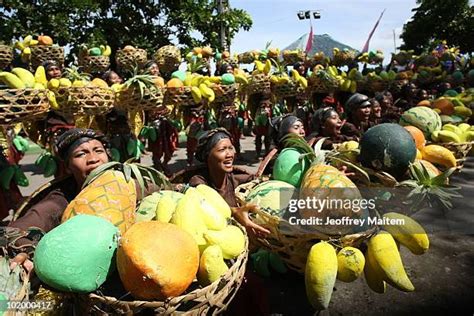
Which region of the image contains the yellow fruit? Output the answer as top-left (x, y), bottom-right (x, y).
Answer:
top-left (196, 184), bottom-right (232, 219)
top-left (438, 130), bottom-right (461, 143)
top-left (185, 187), bottom-right (227, 230)
top-left (47, 78), bottom-right (60, 89)
top-left (34, 66), bottom-right (48, 86)
top-left (382, 212), bottom-right (429, 255)
top-left (72, 80), bottom-right (86, 87)
top-left (298, 76), bottom-right (308, 88)
top-left (0, 72), bottom-right (26, 89)
top-left (464, 131), bottom-right (474, 142)
top-left (111, 83), bottom-right (123, 92)
top-left (421, 144), bottom-right (457, 168)
top-left (190, 86), bottom-right (202, 103)
top-left (278, 75), bottom-right (290, 84)
top-left (15, 41), bottom-right (25, 51)
top-left (458, 123), bottom-right (471, 133)
top-left (454, 106), bottom-right (472, 118)
top-left (197, 245), bottom-right (229, 286)
top-left (155, 192), bottom-right (179, 223)
top-left (305, 241), bottom-right (338, 310)
top-left (431, 130), bottom-right (440, 142)
top-left (203, 225), bottom-right (245, 259)
top-left (339, 140), bottom-right (359, 151)
top-left (91, 78), bottom-right (109, 88)
top-left (364, 248), bottom-right (387, 294)
top-left (11, 67), bottom-right (35, 88)
top-left (199, 83), bottom-right (215, 102)
top-left (234, 74), bottom-right (248, 85)
top-left (59, 78), bottom-right (72, 88)
top-left (336, 247), bottom-right (365, 282)
top-left (166, 78), bottom-right (184, 88)
top-left (263, 59), bottom-right (272, 74)
top-left (33, 82), bottom-right (45, 89)
top-left (416, 149), bottom-right (423, 160)
top-left (442, 124), bottom-right (463, 135)
top-left (254, 60), bottom-right (265, 73)
top-left (103, 45), bottom-right (111, 56)
top-left (171, 190), bottom-right (208, 245)
top-left (368, 231), bottom-right (414, 292)
top-left (28, 39), bottom-right (38, 46)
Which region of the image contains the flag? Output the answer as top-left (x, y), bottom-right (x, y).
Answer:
top-left (361, 9), bottom-right (386, 53)
top-left (305, 24), bottom-right (313, 54)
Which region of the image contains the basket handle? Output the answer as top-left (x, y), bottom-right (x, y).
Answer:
top-left (255, 148), bottom-right (278, 178)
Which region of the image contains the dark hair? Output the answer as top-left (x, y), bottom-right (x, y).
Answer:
top-left (55, 128), bottom-right (109, 161)
top-left (270, 115), bottom-right (302, 146)
top-left (195, 128), bottom-right (232, 163)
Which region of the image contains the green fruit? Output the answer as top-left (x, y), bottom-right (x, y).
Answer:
top-left (148, 127), bottom-right (157, 142)
top-left (444, 89), bottom-right (458, 97)
top-left (221, 73), bottom-right (235, 85)
top-left (171, 70), bottom-right (187, 82)
top-left (44, 157), bottom-right (57, 177)
top-left (89, 47), bottom-right (102, 56)
top-left (13, 166), bottom-right (29, 187)
top-left (272, 147), bottom-right (309, 187)
top-left (399, 106), bottom-right (442, 138)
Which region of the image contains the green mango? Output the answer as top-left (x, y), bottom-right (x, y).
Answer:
top-left (221, 73), bottom-right (235, 85)
top-left (171, 70), bottom-right (187, 82)
top-left (89, 47), bottom-right (102, 56)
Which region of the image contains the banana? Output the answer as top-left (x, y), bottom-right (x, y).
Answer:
top-left (15, 41), bottom-right (25, 51)
top-left (190, 75), bottom-right (203, 87)
top-left (263, 59), bottom-right (272, 75)
top-left (183, 74), bottom-right (194, 86)
top-left (23, 35), bottom-right (33, 46)
top-left (0, 72), bottom-right (26, 89)
top-left (29, 39), bottom-right (38, 46)
top-left (458, 123), bottom-right (471, 133)
top-left (442, 124), bottom-right (463, 135)
top-left (430, 130), bottom-right (440, 142)
top-left (438, 130), bottom-right (462, 143)
top-left (209, 76), bottom-right (221, 84)
top-left (11, 67), bottom-right (35, 88)
top-left (453, 106), bottom-right (472, 118)
top-left (290, 69), bottom-right (301, 81)
top-left (47, 90), bottom-right (59, 109)
top-left (363, 249), bottom-right (387, 294)
top-left (190, 86), bottom-right (202, 103)
top-left (199, 83), bottom-right (215, 102)
top-left (103, 45), bottom-right (111, 56)
top-left (349, 80), bottom-right (357, 93)
top-left (278, 75), bottom-right (290, 84)
top-left (341, 78), bottom-right (351, 91)
top-left (270, 75), bottom-right (279, 84)
top-left (305, 241), bottom-right (338, 310)
top-left (254, 60), bottom-right (265, 73)
top-left (382, 212), bottom-right (429, 255)
top-left (234, 74), bottom-right (248, 85)
top-left (297, 76), bottom-right (308, 89)
top-left (368, 231), bottom-right (414, 292)
top-left (463, 131), bottom-right (474, 142)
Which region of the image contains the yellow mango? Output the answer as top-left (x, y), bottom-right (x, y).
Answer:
top-left (382, 212), bottom-right (429, 255)
top-left (336, 247), bottom-right (365, 282)
top-left (421, 144), bottom-right (457, 168)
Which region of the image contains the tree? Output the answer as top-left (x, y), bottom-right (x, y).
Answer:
top-left (400, 0), bottom-right (474, 54)
top-left (0, 0), bottom-right (252, 63)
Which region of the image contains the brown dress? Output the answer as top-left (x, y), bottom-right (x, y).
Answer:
top-left (189, 168), bottom-right (254, 207)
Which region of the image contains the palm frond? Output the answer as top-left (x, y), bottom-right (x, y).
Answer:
top-left (280, 134), bottom-right (315, 159)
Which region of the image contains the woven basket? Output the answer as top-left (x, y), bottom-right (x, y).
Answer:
top-left (237, 52), bottom-right (256, 64)
top-left (272, 81), bottom-right (299, 98)
top-left (117, 86), bottom-right (164, 111)
top-left (116, 48), bottom-right (147, 74)
top-left (282, 51), bottom-right (306, 65)
top-left (49, 88), bottom-right (79, 117)
top-left (80, 219), bottom-right (248, 315)
top-left (0, 44), bottom-right (13, 70)
top-left (246, 74), bottom-right (271, 96)
top-left (78, 55), bottom-right (111, 74)
top-left (368, 79), bottom-right (389, 93)
top-left (308, 75), bottom-right (337, 94)
top-left (154, 45), bottom-right (181, 74)
top-left (212, 84), bottom-right (238, 104)
top-left (68, 86), bottom-right (115, 116)
top-left (163, 86), bottom-right (200, 107)
top-left (0, 89), bottom-right (50, 125)
top-left (440, 141), bottom-right (473, 170)
top-left (235, 180), bottom-right (378, 273)
top-left (332, 50), bottom-right (356, 67)
top-left (30, 45), bottom-right (64, 69)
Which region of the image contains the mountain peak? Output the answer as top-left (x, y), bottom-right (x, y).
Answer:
top-left (283, 33), bottom-right (358, 57)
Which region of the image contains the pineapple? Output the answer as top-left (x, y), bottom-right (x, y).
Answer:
top-left (281, 135), bottom-right (369, 236)
top-left (61, 161), bottom-right (170, 234)
top-left (398, 162), bottom-right (462, 212)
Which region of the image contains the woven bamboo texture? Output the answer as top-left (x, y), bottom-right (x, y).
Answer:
top-left (68, 86), bottom-right (115, 116)
top-left (154, 45), bottom-right (181, 74)
top-left (116, 49), bottom-right (147, 73)
top-left (282, 51), bottom-right (306, 65)
top-left (79, 55), bottom-right (111, 74)
top-left (30, 45), bottom-right (64, 69)
top-left (117, 86), bottom-right (164, 111)
top-left (246, 74), bottom-right (271, 96)
top-left (271, 81), bottom-right (299, 98)
top-left (237, 52), bottom-right (255, 64)
top-left (332, 50), bottom-right (356, 67)
top-left (235, 179), bottom-right (378, 273)
top-left (0, 89), bottom-right (50, 125)
top-left (81, 219), bottom-right (248, 315)
top-left (308, 75), bottom-right (338, 94)
top-left (212, 84), bottom-right (238, 104)
top-left (0, 45), bottom-right (13, 70)
top-left (49, 88), bottom-right (77, 117)
top-left (164, 86), bottom-right (200, 107)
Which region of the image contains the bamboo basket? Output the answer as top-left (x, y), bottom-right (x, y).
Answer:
top-left (246, 74), bottom-right (271, 96)
top-left (0, 44), bottom-right (13, 70)
top-left (116, 48), bottom-right (147, 74)
top-left (68, 86), bottom-right (115, 116)
top-left (30, 45), bottom-right (64, 70)
top-left (272, 81), bottom-right (299, 98)
top-left (49, 88), bottom-right (79, 117)
top-left (331, 50), bottom-right (356, 67)
top-left (164, 86), bottom-right (199, 107)
top-left (117, 86), bottom-right (164, 111)
top-left (80, 219), bottom-right (248, 315)
top-left (78, 55), bottom-right (111, 74)
top-left (154, 45), bottom-right (181, 74)
top-left (307, 75), bottom-right (337, 94)
top-left (235, 179), bottom-right (378, 273)
top-left (237, 52), bottom-right (256, 64)
top-left (282, 51), bottom-right (306, 65)
top-left (212, 84), bottom-right (238, 104)
top-left (0, 89), bottom-right (50, 125)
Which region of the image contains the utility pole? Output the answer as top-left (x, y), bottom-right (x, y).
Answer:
top-left (217, 0), bottom-right (228, 52)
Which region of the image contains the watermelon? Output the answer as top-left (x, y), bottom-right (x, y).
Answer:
top-left (245, 180), bottom-right (296, 217)
top-left (272, 148), bottom-right (309, 187)
top-left (34, 215), bottom-right (119, 293)
top-left (359, 123), bottom-right (417, 179)
top-left (221, 73), bottom-right (235, 85)
top-left (399, 106), bottom-right (442, 138)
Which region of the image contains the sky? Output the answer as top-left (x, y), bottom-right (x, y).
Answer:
top-left (229, 0), bottom-right (418, 63)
